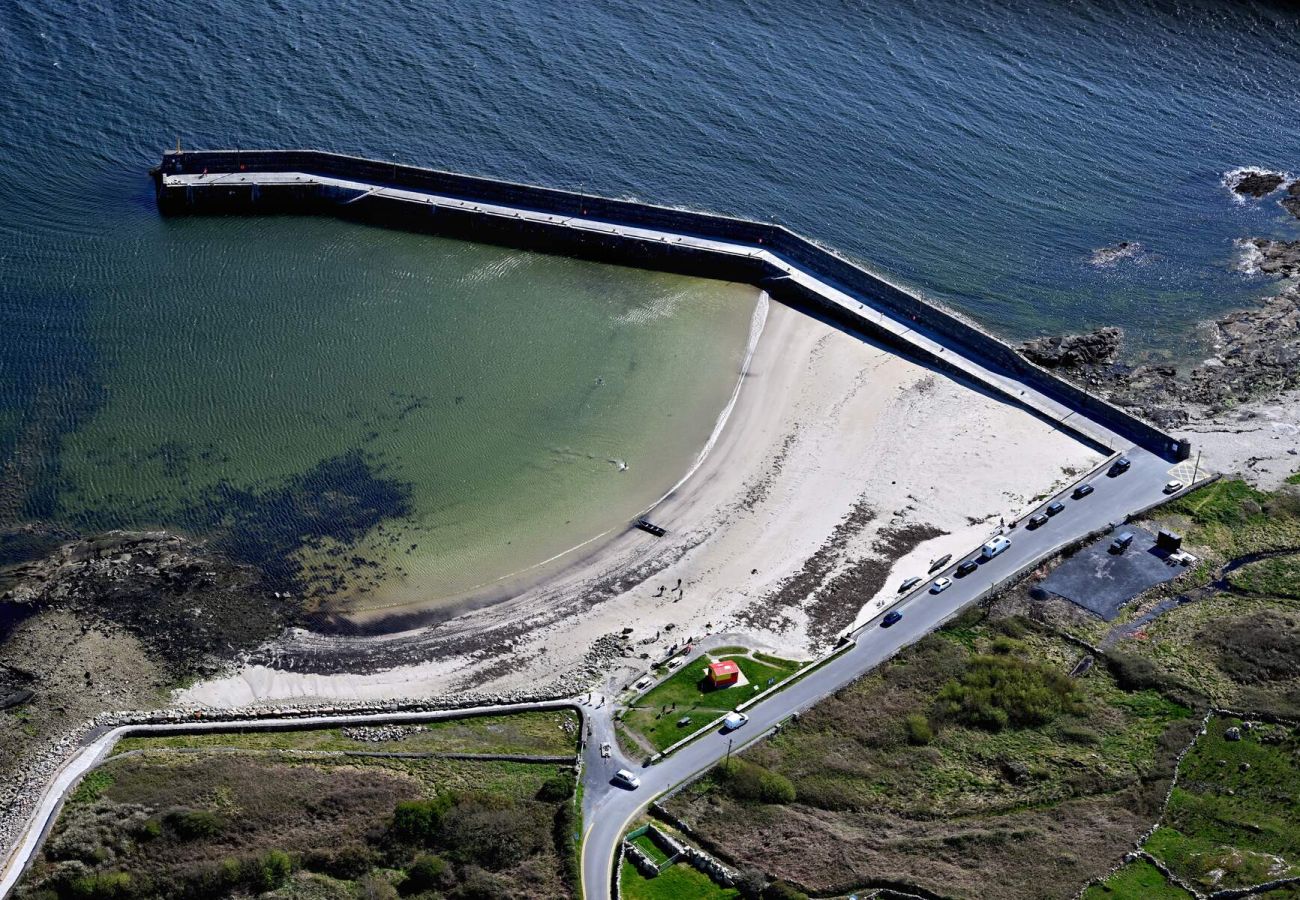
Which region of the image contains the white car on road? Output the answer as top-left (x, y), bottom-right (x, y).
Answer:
top-left (722, 712), bottom-right (749, 731)
top-left (930, 577), bottom-right (952, 594)
top-left (612, 769), bottom-right (640, 789)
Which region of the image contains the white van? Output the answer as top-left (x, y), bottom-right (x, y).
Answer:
top-left (980, 536), bottom-right (1011, 559)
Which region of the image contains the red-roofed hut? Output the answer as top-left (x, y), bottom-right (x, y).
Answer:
top-left (707, 659), bottom-right (740, 688)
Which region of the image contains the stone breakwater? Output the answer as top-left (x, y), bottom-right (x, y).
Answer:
top-left (0, 690), bottom-right (577, 877)
top-left (152, 149), bottom-right (1190, 463)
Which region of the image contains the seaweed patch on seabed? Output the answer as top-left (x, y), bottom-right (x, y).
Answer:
top-left (187, 449), bottom-right (416, 594)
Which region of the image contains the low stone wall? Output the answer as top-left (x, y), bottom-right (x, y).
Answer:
top-left (153, 149), bottom-right (1191, 463)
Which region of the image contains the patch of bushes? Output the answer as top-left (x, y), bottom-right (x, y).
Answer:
top-left (390, 792), bottom-right (551, 873)
top-left (713, 758), bottom-right (796, 804)
top-left (904, 713), bottom-right (933, 745)
top-left (1205, 612), bottom-right (1300, 683)
top-left (935, 654), bottom-right (1081, 731)
top-left (1104, 651), bottom-right (1207, 710)
top-left (402, 854), bottom-right (450, 893)
top-left (535, 772), bottom-right (575, 802)
top-left (163, 808), bottom-right (223, 840)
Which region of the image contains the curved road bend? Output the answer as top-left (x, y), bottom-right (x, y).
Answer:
top-left (579, 447), bottom-right (1188, 899)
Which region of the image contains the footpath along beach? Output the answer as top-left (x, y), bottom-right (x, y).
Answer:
top-left (179, 298), bottom-right (1104, 708)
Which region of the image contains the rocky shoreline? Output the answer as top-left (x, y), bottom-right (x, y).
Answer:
top-left (1022, 241), bottom-right (1300, 428)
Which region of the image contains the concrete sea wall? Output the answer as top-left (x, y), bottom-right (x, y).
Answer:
top-left (154, 149), bottom-right (1190, 462)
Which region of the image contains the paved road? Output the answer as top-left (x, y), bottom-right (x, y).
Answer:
top-left (578, 447), bottom-right (1189, 898)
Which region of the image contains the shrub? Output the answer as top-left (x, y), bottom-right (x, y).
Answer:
top-left (1105, 651), bottom-right (1206, 709)
top-left (164, 808), bottom-right (223, 840)
top-left (303, 843), bottom-right (377, 880)
top-left (762, 881), bottom-right (809, 900)
top-left (253, 849), bottom-right (293, 891)
top-left (535, 773), bottom-right (576, 802)
top-left (70, 772), bottom-right (115, 805)
top-left (132, 819), bottom-right (162, 842)
top-left (67, 871), bottom-right (133, 900)
top-left (1060, 725), bottom-right (1101, 745)
top-left (438, 795), bottom-right (545, 870)
top-left (391, 795), bottom-right (453, 844)
top-left (714, 758), bottom-right (796, 804)
top-left (990, 635), bottom-right (1021, 655)
top-left (904, 713), bottom-right (933, 745)
top-left (935, 654), bottom-right (1080, 731)
top-left (399, 853), bottom-right (448, 893)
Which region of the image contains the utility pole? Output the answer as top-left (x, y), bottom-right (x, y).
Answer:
top-left (1191, 449), bottom-right (1202, 485)
top-left (726, 738), bottom-right (733, 766)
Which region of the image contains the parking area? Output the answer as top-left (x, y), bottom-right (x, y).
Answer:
top-left (1036, 526), bottom-right (1183, 620)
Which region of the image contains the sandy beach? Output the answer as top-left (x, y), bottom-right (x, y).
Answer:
top-left (179, 300), bottom-right (1105, 708)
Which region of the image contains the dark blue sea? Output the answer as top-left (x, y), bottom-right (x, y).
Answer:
top-left (1, 0), bottom-right (1297, 603)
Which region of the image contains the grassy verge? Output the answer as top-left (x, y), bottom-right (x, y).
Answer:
top-left (112, 709), bottom-right (579, 757)
top-left (619, 860), bottom-right (740, 900)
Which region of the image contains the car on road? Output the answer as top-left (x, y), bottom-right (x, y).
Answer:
top-left (955, 559), bottom-right (979, 577)
top-left (881, 610), bottom-right (903, 627)
top-left (1110, 531), bottom-right (1135, 553)
top-left (612, 769), bottom-right (641, 789)
top-left (1027, 513), bottom-right (1049, 529)
top-left (1046, 500), bottom-right (1066, 516)
top-left (980, 536), bottom-right (1011, 559)
top-left (1110, 456), bottom-right (1132, 475)
top-left (600, 742), bottom-right (611, 758)
top-left (722, 712), bottom-right (749, 731)
top-left (1073, 483), bottom-right (1095, 499)
top-left (929, 577), bottom-right (952, 594)
top-left (1164, 479), bottom-right (1184, 494)
top-left (898, 576), bottom-right (922, 592)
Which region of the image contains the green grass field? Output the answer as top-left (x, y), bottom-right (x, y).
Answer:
top-left (112, 709), bottom-right (579, 758)
top-left (620, 860), bottom-right (740, 900)
top-left (1082, 858), bottom-right (1193, 899)
top-left (625, 652), bottom-right (801, 751)
top-left (1143, 717), bottom-right (1300, 892)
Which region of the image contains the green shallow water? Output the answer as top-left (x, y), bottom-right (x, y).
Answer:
top-left (40, 216), bottom-right (758, 615)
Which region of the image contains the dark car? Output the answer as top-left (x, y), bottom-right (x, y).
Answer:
top-left (1110, 456), bottom-right (1132, 476)
top-left (955, 559), bottom-right (979, 577)
top-left (882, 610), bottom-right (903, 627)
top-left (1073, 483), bottom-right (1095, 499)
top-left (1110, 531), bottom-right (1135, 553)
top-left (1046, 501), bottom-right (1065, 516)
top-left (1027, 513), bottom-right (1049, 529)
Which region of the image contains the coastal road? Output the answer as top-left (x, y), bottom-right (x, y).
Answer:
top-left (579, 446), bottom-right (1192, 898)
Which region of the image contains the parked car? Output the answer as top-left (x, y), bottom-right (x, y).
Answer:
top-left (1073, 483), bottom-right (1095, 499)
top-left (898, 576), bottom-right (922, 592)
top-left (613, 769), bottom-right (641, 789)
top-left (1110, 456), bottom-right (1132, 475)
top-left (882, 610), bottom-right (903, 627)
top-left (1110, 531), bottom-right (1135, 553)
top-left (1164, 480), bottom-right (1184, 494)
top-left (1046, 500), bottom-right (1066, 516)
top-left (723, 712), bottom-right (749, 731)
top-left (930, 577), bottom-right (952, 594)
top-left (600, 742), bottom-right (611, 758)
top-left (981, 536), bottom-right (1012, 559)
top-left (956, 559), bottom-right (979, 577)
top-left (1027, 513), bottom-right (1049, 529)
